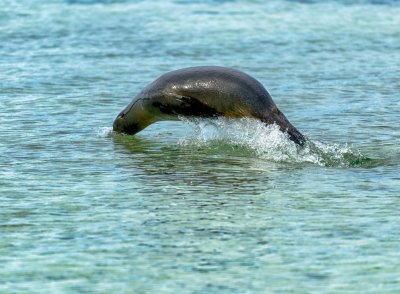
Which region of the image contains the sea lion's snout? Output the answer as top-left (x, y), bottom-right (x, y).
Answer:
top-left (113, 112), bottom-right (139, 134)
top-left (113, 113), bottom-right (125, 133)
top-left (113, 105), bottom-right (144, 135)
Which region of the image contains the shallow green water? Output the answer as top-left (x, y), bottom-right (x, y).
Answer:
top-left (1, 0), bottom-right (400, 293)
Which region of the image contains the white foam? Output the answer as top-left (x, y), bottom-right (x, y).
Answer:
top-left (178, 117), bottom-right (362, 167)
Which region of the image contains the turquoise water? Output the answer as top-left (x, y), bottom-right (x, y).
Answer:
top-left (1, 0), bottom-right (400, 292)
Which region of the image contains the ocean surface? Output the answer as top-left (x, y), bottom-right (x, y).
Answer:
top-left (1, 0), bottom-right (399, 293)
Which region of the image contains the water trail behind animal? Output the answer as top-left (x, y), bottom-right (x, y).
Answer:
top-left (178, 118), bottom-right (375, 168)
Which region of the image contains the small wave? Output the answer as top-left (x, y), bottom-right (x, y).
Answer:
top-left (178, 117), bottom-right (374, 168)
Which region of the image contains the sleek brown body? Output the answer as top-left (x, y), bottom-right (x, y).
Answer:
top-left (113, 66), bottom-right (305, 145)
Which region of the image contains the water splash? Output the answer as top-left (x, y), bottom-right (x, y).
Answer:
top-left (178, 118), bottom-right (375, 168)
top-left (97, 126), bottom-right (113, 137)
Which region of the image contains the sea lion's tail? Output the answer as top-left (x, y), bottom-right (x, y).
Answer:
top-left (261, 108), bottom-right (306, 146)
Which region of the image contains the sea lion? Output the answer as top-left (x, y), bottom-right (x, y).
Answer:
top-left (113, 66), bottom-right (306, 145)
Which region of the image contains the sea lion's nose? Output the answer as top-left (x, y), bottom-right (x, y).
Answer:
top-left (113, 114), bottom-right (124, 133)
